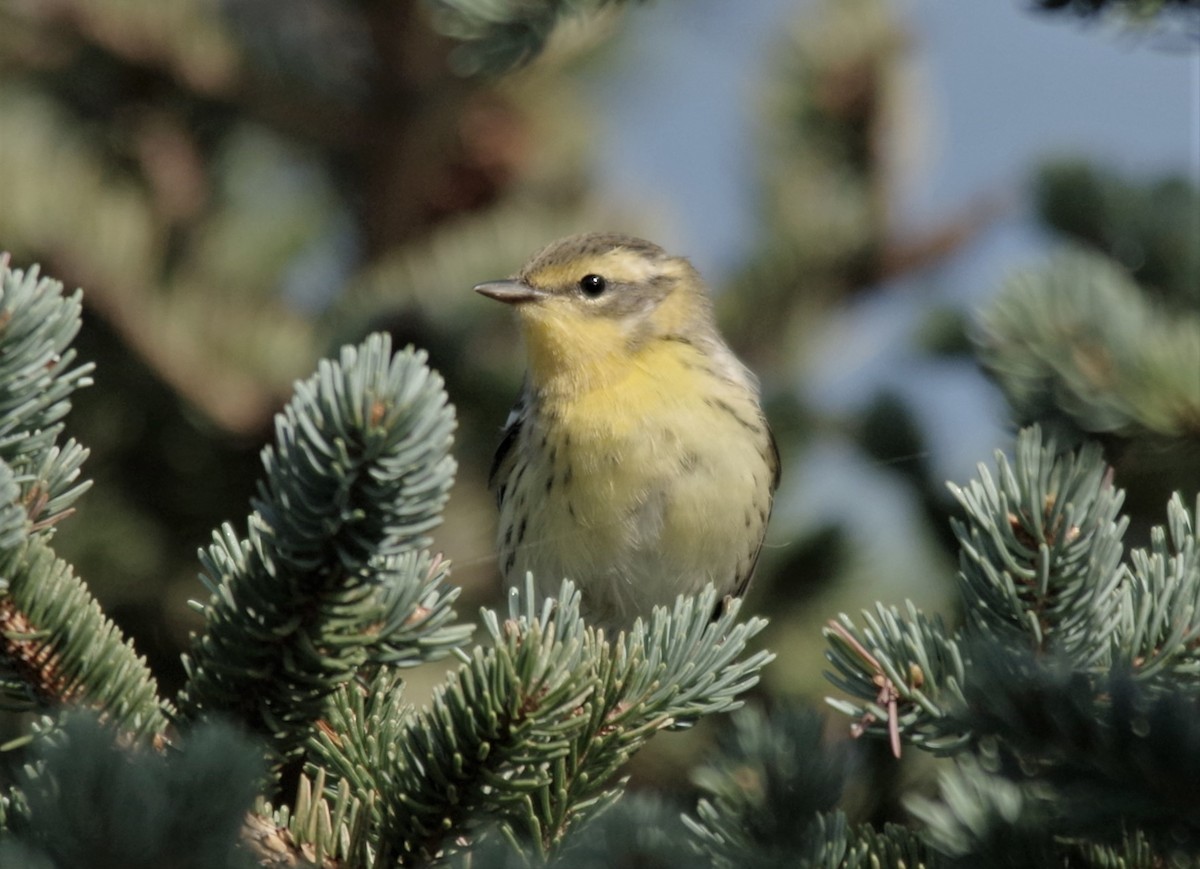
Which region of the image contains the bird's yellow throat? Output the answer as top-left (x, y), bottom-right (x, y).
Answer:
top-left (516, 281), bottom-right (701, 398)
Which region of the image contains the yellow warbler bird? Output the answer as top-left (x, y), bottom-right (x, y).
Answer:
top-left (476, 233), bottom-right (779, 631)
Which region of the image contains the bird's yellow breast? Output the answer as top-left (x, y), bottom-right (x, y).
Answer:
top-left (508, 329), bottom-right (772, 590)
top-left (541, 335), bottom-right (715, 443)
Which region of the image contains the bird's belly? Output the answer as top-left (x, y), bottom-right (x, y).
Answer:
top-left (501, 409), bottom-right (770, 628)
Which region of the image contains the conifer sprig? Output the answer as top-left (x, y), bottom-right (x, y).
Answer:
top-left (528, 585), bottom-right (772, 857)
top-left (0, 538), bottom-right (168, 736)
top-left (426, 0), bottom-right (633, 74)
top-left (0, 256), bottom-right (92, 535)
top-left (948, 432), bottom-right (1128, 664)
top-left (0, 714), bottom-right (262, 869)
top-left (304, 580), bottom-right (771, 865)
top-left (0, 258), bottom-right (161, 734)
top-left (1120, 494), bottom-right (1200, 683)
top-left (823, 426), bottom-right (1199, 757)
top-left (978, 248), bottom-right (1200, 443)
top-left (177, 334), bottom-right (467, 764)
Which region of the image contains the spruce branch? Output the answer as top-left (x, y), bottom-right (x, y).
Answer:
top-left (790, 812), bottom-right (934, 869)
top-left (684, 701), bottom-right (936, 868)
top-left (1033, 161), bottom-right (1200, 307)
top-left (907, 754), bottom-right (1060, 869)
top-left (424, 0), bottom-right (636, 74)
top-left (177, 334), bottom-right (466, 765)
top-left (0, 537), bottom-right (169, 737)
top-left (1032, 0), bottom-right (1200, 33)
top-left (0, 714), bottom-right (263, 869)
top-left (367, 553), bottom-right (474, 668)
top-left (922, 649), bottom-right (1200, 864)
top-left (466, 793), bottom-right (934, 868)
top-left (305, 581), bottom-right (771, 866)
top-left (822, 426), bottom-right (1194, 759)
top-left (623, 588), bottom-right (774, 724)
top-left (451, 793), bottom-right (692, 868)
top-left (1119, 493), bottom-right (1200, 684)
top-left (533, 793), bottom-right (691, 869)
top-left (1075, 830), bottom-right (1171, 869)
top-left (947, 429), bottom-right (1127, 665)
top-left (248, 767), bottom-right (373, 868)
top-left (0, 255), bottom-right (93, 535)
top-left (685, 703), bottom-right (845, 866)
top-left (527, 585), bottom-right (773, 858)
top-left (977, 248), bottom-right (1200, 444)
top-left (307, 669), bottom-right (409, 835)
top-left (318, 580), bottom-right (599, 866)
top-left (823, 603), bottom-right (967, 756)
top-left (303, 669), bottom-right (411, 867)
top-left (826, 425), bottom-right (1200, 863)
top-left (0, 458), bottom-right (29, 552)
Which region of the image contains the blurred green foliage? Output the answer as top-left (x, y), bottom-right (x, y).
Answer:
top-left (1034, 160), bottom-right (1200, 308)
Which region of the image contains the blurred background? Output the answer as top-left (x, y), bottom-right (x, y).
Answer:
top-left (1, 0), bottom-right (1197, 810)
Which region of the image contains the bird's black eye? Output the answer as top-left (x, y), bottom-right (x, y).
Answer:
top-left (578, 274), bottom-right (607, 298)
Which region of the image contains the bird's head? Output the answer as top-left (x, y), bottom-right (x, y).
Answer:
top-left (475, 233), bottom-right (714, 390)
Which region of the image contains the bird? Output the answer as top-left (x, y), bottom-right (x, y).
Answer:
top-left (476, 232), bottom-right (779, 632)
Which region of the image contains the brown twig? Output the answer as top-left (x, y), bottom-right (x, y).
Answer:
top-left (827, 619), bottom-right (903, 758)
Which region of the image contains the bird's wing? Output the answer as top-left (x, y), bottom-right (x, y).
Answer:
top-left (730, 422), bottom-right (781, 601)
top-left (488, 381), bottom-right (529, 505)
top-left (766, 421), bottom-right (781, 493)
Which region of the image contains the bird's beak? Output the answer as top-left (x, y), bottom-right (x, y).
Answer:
top-left (474, 280), bottom-right (546, 305)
